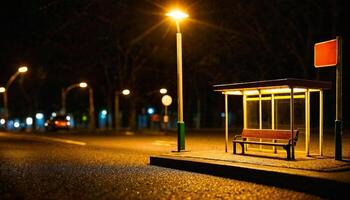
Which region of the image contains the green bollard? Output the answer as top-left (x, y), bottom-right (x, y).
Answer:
top-left (177, 122), bottom-right (185, 151)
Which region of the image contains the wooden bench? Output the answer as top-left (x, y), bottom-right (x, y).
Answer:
top-left (233, 129), bottom-right (299, 160)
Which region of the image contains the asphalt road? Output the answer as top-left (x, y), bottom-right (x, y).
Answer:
top-left (0, 130), bottom-right (324, 199)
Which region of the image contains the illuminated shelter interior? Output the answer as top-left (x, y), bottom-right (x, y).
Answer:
top-left (213, 78), bottom-right (331, 157)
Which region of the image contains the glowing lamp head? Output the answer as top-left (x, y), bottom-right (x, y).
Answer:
top-left (0, 87), bottom-right (5, 93)
top-left (18, 66), bottom-right (28, 73)
top-left (122, 89), bottom-right (130, 96)
top-left (166, 9), bottom-right (189, 20)
top-left (160, 88), bottom-right (167, 94)
top-left (79, 82), bottom-right (88, 88)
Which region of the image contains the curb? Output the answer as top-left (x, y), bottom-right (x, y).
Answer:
top-left (150, 155), bottom-right (349, 199)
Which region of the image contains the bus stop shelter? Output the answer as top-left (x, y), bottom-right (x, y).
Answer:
top-left (213, 78), bottom-right (331, 157)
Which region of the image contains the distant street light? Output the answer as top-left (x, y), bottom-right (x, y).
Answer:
top-left (160, 88), bottom-right (167, 94)
top-left (18, 66), bottom-right (28, 73)
top-left (61, 82), bottom-right (88, 114)
top-left (79, 82), bottom-right (88, 88)
top-left (167, 9), bottom-right (188, 151)
top-left (122, 89), bottom-right (130, 96)
top-left (0, 87), bottom-right (6, 93)
top-left (2, 66), bottom-right (28, 129)
top-left (61, 81), bottom-right (95, 130)
top-left (115, 89), bottom-right (131, 131)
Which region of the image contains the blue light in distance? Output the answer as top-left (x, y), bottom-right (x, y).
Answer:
top-left (147, 107), bottom-right (155, 115)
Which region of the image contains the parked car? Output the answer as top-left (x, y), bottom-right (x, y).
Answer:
top-left (45, 115), bottom-right (70, 131)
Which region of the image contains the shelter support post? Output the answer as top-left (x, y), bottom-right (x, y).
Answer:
top-left (243, 94), bottom-right (248, 151)
top-left (305, 89), bottom-right (310, 156)
top-left (259, 90), bottom-right (262, 150)
top-left (225, 93), bottom-right (228, 153)
top-left (272, 94), bottom-right (276, 153)
top-left (290, 87), bottom-right (295, 160)
top-left (319, 89), bottom-right (324, 156)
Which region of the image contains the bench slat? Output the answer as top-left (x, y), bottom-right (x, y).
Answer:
top-left (242, 129), bottom-right (295, 140)
top-left (234, 141), bottom-right (288, 146)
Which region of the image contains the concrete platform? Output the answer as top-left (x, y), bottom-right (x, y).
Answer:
top-left (150, 150), bottom-right (350, 199)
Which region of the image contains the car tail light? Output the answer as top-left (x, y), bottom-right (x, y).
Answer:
top-left (55, 121), bottom-right (67, 127)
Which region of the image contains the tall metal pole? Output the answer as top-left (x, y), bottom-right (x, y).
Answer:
top-left (3, 71), bottom-right (21, 129)
top-left (176, 21), bottom-right (185, 151)
top-left (335, 36), bottom-right (342, 160)
top-left (114, 91), bottom-right (120, 131)
top-left (3, 91), bottom-right (8, 129)
top-left (61, 88), bottom-right (66, 114)
top-left (88, 88), bottom-right (95, 131)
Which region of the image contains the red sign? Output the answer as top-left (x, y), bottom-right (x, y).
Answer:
top-left (314, 39), bottom-right (338, 68)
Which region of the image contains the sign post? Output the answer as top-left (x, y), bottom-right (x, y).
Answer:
top-left (314, 36), bottom-right (342, 160)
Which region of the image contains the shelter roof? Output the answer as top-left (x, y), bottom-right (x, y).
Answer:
top-left (213, 78), bottom-right (331, 93)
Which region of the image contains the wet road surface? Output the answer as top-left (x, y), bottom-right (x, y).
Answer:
top-left (0, 131), bottom-right (324, 199)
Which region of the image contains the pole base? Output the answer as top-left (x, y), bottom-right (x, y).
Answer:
top-left (177, 121), bottom-right (185, 151)
top-left (335, 120), bottom-right (342, 160)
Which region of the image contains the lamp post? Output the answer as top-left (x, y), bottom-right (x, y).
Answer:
top-left (0, 87), bottom-right (5, 124)
top-left (2, 66), bottom-right (28, 129)
top-left (61, 82), bottom-right (95, 130)
top-left (61, 82), bottom-right (87, 115)
top-left (166, 9), bottom-right (188, 151)
top-left (88, 87), bottom-right (95, 131)
top-left (114, 89), bottom-right (130, 131)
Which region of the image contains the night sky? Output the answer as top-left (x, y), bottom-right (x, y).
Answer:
top-left (0, 0), bottom-right (347, 128)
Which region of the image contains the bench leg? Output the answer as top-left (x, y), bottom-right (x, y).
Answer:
top-left (283, 145), bottom-right (291, 160)
top-left (240, 143), bottom-right (245, 154)
top-left (233, 142), bottom-right (236, 154)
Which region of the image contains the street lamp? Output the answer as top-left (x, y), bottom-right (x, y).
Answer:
top-left (160, 88), bottom-right (167, 94)
top-left (2, 66), bottom-right (28, 128)
top-left (61, 81), bottom-right (88, 114)
top-left (61, 82), bottom-right (95, 130)
top-left (115, 89), bottom-right (130, 131)
top-left (167, 9), bottom-right (188, 151)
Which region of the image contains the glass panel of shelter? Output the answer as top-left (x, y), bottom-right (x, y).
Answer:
top-left (245, 92), bottom-right (306, 153)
